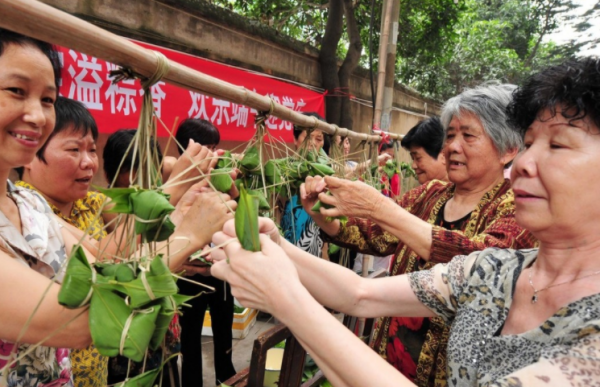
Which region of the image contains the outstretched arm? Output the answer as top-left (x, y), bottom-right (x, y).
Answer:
top-left (210, 232), bottom-right (418, 387)
top-left (216, 218), bottom-right (433, 319)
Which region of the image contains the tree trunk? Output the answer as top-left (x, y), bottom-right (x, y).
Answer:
top-left (319, 0), bottom-right (344, 126)
top-left (338, 0), bottom-right (363, 130)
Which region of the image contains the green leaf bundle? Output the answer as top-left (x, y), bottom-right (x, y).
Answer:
top-left (235, 185), bottom-right (261, 252)
top-left (90, 288), bottom-right (160, 362)
top-left (130, 190), bottom-right (175, 242)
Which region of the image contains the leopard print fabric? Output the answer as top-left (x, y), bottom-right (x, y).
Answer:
top-left (409, 248), bottom-right (600, 386)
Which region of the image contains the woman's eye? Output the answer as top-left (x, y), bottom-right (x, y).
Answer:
top-left (42, 97), bottom-right (55, 104)
top-left (6, 87), bottom-right (24, 95)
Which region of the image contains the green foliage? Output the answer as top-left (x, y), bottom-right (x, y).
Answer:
top-left (210, 0), bottom-right (592, 101)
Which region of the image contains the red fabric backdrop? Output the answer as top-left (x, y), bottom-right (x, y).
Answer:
top-left (57, 40), bottom-right (325, 143)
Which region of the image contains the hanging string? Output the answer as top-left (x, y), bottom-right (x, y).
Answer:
top-left (109, 51), bottom-right (170, 189)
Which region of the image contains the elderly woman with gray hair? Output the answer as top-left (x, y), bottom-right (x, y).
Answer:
top-left (298, 84), bottom-right (538, 386)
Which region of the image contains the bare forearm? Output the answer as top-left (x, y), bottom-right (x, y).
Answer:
top-left (0, 254), bottom-right (91, 349)
top-left (280, 238), bottom-right (364, 313)
top-left (280, 238), bottom-right (434, 318)
top-left (276, 285), bottom-right (415, 387)
top-left (371, 199), bottom-right (433, 260)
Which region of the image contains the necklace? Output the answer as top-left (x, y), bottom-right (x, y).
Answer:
top-left (528, 264), bottom-right (600, 304)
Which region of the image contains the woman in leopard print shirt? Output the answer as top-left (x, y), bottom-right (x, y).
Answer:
top-left (210, 57), bottom-right (600, 387)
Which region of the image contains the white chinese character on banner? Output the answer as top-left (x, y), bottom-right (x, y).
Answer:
top-left (211, 99), bottom-right (231, 125)
top-left (188, 91), bottom-right (209, 120)
top-left (265, 95), bottom-right (281, 130)
top-left (231, 103), bottom-right (249, 127)
top-left (279, 96), bottom-right (296, 130)
top-left (294, 98), bottom-right (307, 112)
top-left (67, 50), bottom-right (103, 110)
top-left (105, 64), bottom-right (138, 116)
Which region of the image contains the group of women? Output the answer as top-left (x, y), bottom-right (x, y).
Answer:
top-left (211, 60), bottom-right (600, 386)
top-left (1, 24), bottom-right (599, 387)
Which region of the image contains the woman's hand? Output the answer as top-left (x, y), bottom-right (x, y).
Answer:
top-left (317, 176), bottom-right (386, 220)
top-left (300, 175), bottom-right (328, 214)
top-left (210, 233), bottom-right (300, 314)
top-left (163, 141), bottom-right (219, 205)
top-left (177, 189), bottom-right (237, 248)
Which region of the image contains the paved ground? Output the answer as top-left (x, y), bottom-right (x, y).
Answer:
top-left (201, 313), bottom-right (277, 386)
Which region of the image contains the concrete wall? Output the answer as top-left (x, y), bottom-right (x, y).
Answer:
top-left (39, 0), bottom-right (440, 185)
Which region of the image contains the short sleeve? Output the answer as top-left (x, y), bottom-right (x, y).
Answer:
top-left (407, 251), bottom-right (479, 323)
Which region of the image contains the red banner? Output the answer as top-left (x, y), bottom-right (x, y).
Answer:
top-left (57, 41), bottom-right (324, 143)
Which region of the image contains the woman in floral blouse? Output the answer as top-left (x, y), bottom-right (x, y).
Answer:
top-left (0, 29), bottom-right (235, 387)
top-left (210, 57), bottom-right (600, 386)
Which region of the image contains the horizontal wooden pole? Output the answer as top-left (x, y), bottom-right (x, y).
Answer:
top-left (0, 0), bottom-right (405, 142)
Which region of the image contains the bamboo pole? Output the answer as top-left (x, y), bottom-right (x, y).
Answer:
top-left (373, 0), bottom-right (394, 128)
top-left (0, 0), bottom-right (405, 142)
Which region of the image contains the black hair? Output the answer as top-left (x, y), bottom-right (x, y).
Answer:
top-left (38, 96), bottom-right (98, 162)
top-left (380, 141), bottom-right (394, 152)
top-left (293, 112), bottom-right (326, 140)
top-left (103, 129), bottom-right (163, 183)
top-left (15, 97), bottom-right (98, 178)
top-left (175, 118), bottom-right (220, 155)
top-left (507, 57), bottom-right (600, 137)
top-left (293, 112), bottom-right (330, 153)
top-left (0, 28), bottom-right (62, 90)
top-left (400, 116), bottom-right (445, 158)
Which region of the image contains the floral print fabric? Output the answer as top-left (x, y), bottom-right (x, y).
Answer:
top-left (15, 182), bottom-right (109, 387)
top-left (0, 181), bottom-right (72, 387)
top-left (409, 248), bottom-right (600, 386)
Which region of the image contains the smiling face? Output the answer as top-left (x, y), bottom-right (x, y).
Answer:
top-left (0, 43), bottom-right (57, 172)
top-left (409, 146), bottom-right (447, 184)
top-left (25, 127), bottom-right (98, 211)
top-left (444, 111), bottom-right (515, 191)
top-left (511, 109), bottom-right (600, 241)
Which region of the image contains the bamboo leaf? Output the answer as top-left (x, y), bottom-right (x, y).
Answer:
top-left (309, 162), bottom-right (335, 177)
top-left (96, 187), bottom-right (137, 214)
top-left (121, 255), bottom-right (178, 309)
top-left (217, 150), bottom-right (234, 169)
top-left (240, 146), bottom-right (260, 171)
top-left (235, 185), bottom-right (261, 252)
top-left (149, 293), bottom-right (194, 350)
top-left (130, 190), bottom-right (176, 242)
top-left (90, 288), bottom-right (160, 362)
top-left (210, 169), bottom-right (234, 193)
top-left (247, 189), bottom-right (271, 210)
top-left (58, 245), bottom-right (94, 308)
top-left (115, 365), bottom-right (160, 387)
top-left (95, 262), bottom-right (136, 283)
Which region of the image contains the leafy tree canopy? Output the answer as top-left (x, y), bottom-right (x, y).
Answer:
top-left (210, 0), bottom-right (599, 101)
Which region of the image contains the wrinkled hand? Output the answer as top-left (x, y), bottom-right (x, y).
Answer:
top-left (210, 233), bottom-right (299, 314)
top-left (164, 141), bottom-right (219, 205)
top-left (299, 176), bottom-right (328, 214)
top-left (177, 190), bottom-right (237, 248)
top-left (316, 176), bottom-right (385, 220)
